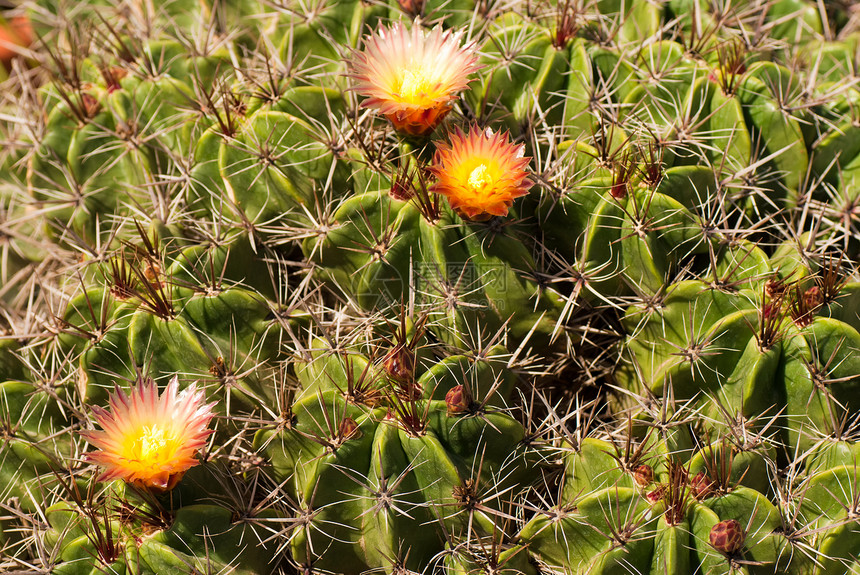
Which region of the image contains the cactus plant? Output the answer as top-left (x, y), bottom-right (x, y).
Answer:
top-left (254, 335), bottom-right (535, 573)
top-left (4, 0), bottom-right (860, 574)
top-left (616, 246), bottom-right (860, 453)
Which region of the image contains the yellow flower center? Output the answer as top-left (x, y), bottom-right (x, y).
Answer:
top-left (399, 67), bottom-right (431, 99)
top-left (139, 425), bottom-right (166, 459)
top-left (468, 164), bottom-right (493, 191)
top-left (127, 424), bottom-right (175, 463)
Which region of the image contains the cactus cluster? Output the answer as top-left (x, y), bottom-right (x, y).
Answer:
top-left (3, 0), bottom-right (860, 573)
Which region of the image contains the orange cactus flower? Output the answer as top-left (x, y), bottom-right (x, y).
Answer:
top-left (0, 16), bottom-right (33, 67)
top-left (350, 22), bottom-right (480, 136)
top-left (80, 376), bottom-right (215, 492)
top-left (429, 126), bottom-right (533, 220)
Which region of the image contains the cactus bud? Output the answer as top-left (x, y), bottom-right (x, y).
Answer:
top-left (790, 284), bottom-right (821, 327)
top-left (633, 464), bottom-right (653, 486)
top-left (384, 347), bottom-right (422, 400)
top-left (383, 345), bottom-right (415, 384)
top-left (646, 485), bottom-right (664, 504)
top-left (338, 417), bottom-right (362, 441)
top-left (445, 385), bottom-right (471, 415)
top-left (104, 66), bottom-right (129, 93)
top-left (81, 93), bottom-right (101, 119)
top-left (765, 276), bottom-right (788, 299)
top-left (609, 180), bottom-right (628, 199)
top-left (397, 0), bottom-right (425, 18)
top-left (143, 259), bottom-right (166, 290)
top-left (804, 285), bottom-right (823, 309)
top-left (382, 345), bottom-right (415, 383)
top-left (390, 176), bottom-right (415, 202)
top-left (690, 472), bottom-right (714, 499)
top-left (709, 519), bottom-right (745, 554)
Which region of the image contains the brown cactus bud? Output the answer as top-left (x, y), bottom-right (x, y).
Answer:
top-left (338, 417), bottom-right (362, 441)
top-left (609, 180), bottom-right (627, 199)
top-left (397, 0), bottom-right (425, 17)
top-left (445, 385), bottom-right (471, 415)
top-left (104, 66), bottom-right (129, 93)
top-left (804, 285), bottom-right (823, 309)
top-left (690, 471), bottom-right (715, 499)
top-left (143, 259), bottom-right (166, 290)
top-left (633, 464), bottom-right (653, 487)
top-left (765, 276), bottom-right (788, 299)
top-left (646, 485), bottom-right (664, 504)
top-left (709, 519), bottom-right (745, 554)
top-left (209, 356), bottom-right (228, 379)
top-left (764, 282), bottom-right (778, 300)
top-left (383, 345), bottom-right (415, 384)
top-left (81, 93), bottom-right (101, 119)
